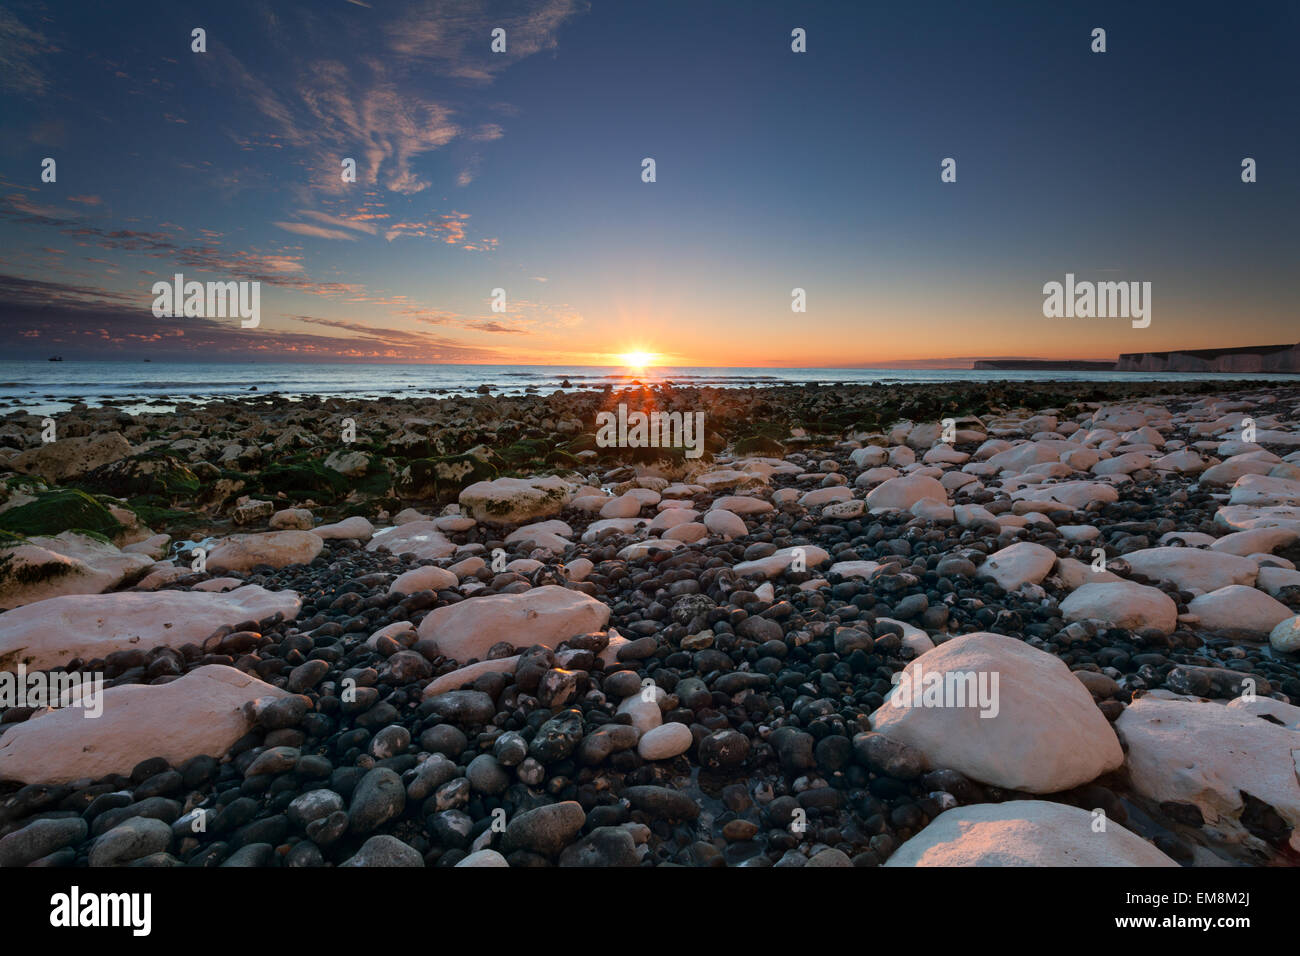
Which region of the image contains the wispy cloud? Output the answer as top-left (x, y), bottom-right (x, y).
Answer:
top-left (403, 295), bottom-right (580, 335)
top-left (0, 8), bottom-right (58, 96)
top-left (468, 320), bottom-right (530, 335)
top-left (299, 209), bottom-right (381, 235)
top-left (407, 310), bottom-right (527, 335)
top-left (273, 221), bottom-right (359, 241)
top-left (196, 1), bottom-right (583, 200)
top-left (384, 0), bottom-right (588, 82)
top-left (384, 211), bottom-right (475, 244)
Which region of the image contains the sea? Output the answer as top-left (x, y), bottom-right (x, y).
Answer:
top-left (1, 361), bottom-right (1296, 416)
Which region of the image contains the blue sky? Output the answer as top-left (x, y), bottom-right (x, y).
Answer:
top-left (1, 0), bottom-right (1296, 365)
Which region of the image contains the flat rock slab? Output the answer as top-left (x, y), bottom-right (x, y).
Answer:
top-left (1209, 527), bottom-right (1299, 556)
top-left (732, 545), bottom-right (830, 579)
top-left (365, 521), bottom-right (456, 561)
top-left (884, 801), bottom-right (1177, 867)
top-left (0, 665), bottom-right (288, 785)
top-left (1229, 474), bottom-right (1300, 507)
top-left (829, 560), bottom-right (883, 581)
top-left (710, 496), bottom-right (773, 514)
top-left (1187, 585), bottom-right (1293, 635)
top-left (1122, 546), bottom-right (1258, 595)
top-left (581, 518), bottom-right (647, 542)
top-left (696, 470), bottom-right (768, 492)
top-left (0, 533), bottom-right (154, 610)
top-left (1227, 695), bottom-right (1300, 730)
top-left (423, 655), bottom-right (521, 697)
top-left (313, 516), bottom-right (374, 541)
top-left (1116, 697), bottom-right (1300, 853)
top-left (206, 531), bottom-right (323, 572)
top-left (871, 631), bottom-right (1123, 793)
top-left (0, 585), bottom-right (301, 671)
top-left (417, 585), bottom-right (609, 662)
top-left (1214, 504), bottom-right (1300, 534)
top-left (1010, 480), bottom-right (1119, 511)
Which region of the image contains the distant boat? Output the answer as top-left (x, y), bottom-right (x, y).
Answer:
top-left (143, 358), bottom-right (152, 363)
top-left (48, 356), bottom-right (63, 362)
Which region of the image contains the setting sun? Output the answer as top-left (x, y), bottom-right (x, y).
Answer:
top-left (618, 351), bottom-right (656, 369)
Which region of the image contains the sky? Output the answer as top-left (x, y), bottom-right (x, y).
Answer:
top-left (0, 0), bottom-right (1296, 367)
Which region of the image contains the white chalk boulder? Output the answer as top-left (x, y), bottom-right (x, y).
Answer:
top-left (1187, 585), bottom-right (1293, 635)
top-left (1270, 616), bottom-right (1300, 653)
top-left (0, 665), bottom-right (288, 785)
top-left (389, 565), bottom-right (458, 595)
top-left (416, 585), bottom-right (609, 663)
top-left (865, 474), bottom-right (948, 511)
top-left (0, 585), bottom-right (300, 671)
top-left (0, 533), bottom-right (153, 610)
top-left (1122, 547), bottom-right (1258, 595)
top-left (1116, 697), bottom-right (1300, 853)
top-left (459, 476), bottom-right (573, 525)
top-left (732, 545), bottom-right (830, 580)
top-left (870, 632), bottom-right (1122, 793)
top-left (977, 542), bottom-right (1057, 592)
top-left (1060, 581), bottom-right (1178, 634)
top-left (314, 516), bottom-right (374, 541)
top-left (366, 521), bottom-right (456, 561)
top-left (884, 801), bottom-right (1176, 867)
top-left (206, 531), bottom-right (323, 573)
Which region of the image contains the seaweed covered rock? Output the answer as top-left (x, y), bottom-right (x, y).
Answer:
top-left (323, 449), bottom-right (370, 477)
top-left (79, 453), bottom-right (200, 500)
top-left (733, 433), bottom-right (786, 456)
top-left (397, 454), bottom-right (497, 500)
top-left (256, 458), bottom-right (350, 502)
top-left (0, 489), bottom-right (125, 539)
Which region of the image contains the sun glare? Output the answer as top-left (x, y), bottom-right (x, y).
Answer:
top-left (618, 351), bottom-right (655, 369)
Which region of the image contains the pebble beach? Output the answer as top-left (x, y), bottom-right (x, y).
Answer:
top-left (1, 378), bottom-right (1298, 868)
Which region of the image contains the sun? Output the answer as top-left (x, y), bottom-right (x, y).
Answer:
top-left (618, 350), bottom-right (655, 369)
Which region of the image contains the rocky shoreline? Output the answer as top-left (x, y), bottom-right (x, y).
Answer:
top-left (1, 379), bottom-right (1298, 868)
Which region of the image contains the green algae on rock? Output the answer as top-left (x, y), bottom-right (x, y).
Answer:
top-left (0, 489), bottom-right (125, 539)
